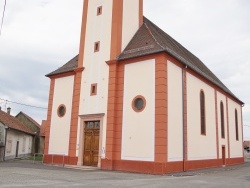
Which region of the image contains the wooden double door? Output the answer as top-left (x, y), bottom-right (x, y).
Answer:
top-left (83, 121), bottom-right (100, 166)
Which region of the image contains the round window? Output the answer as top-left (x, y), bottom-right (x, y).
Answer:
top-left (132, 95), bottom-right (146, 112)
top-left (57, 105), bottom-right (66, 117)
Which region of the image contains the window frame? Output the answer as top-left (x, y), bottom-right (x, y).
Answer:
top-left (94, 41), bottom-right (100, 52)
top-left (132, 95), bottom-right (146, 113)
top-left (235, 109), bottom-right (239, 141)
top-left (97, 6), bottom-right (102, 16)
top-left (90, 83), bottom-right (97, 96)
top-left (220, 101), bottom-right (225, 138)
top-left (200, 90), bottom-right (206, 135)
top-left (57, 104), bottom-right (66, 118)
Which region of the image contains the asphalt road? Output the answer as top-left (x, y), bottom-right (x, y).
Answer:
top-left (0, 160), bottom-right (250, 188)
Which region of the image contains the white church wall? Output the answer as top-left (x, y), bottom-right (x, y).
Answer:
top-left (121, 59), bottom-right (155, 161)
top-left (49, 76), bottom-right (74, 155)
top-left (186, 73), bottom-right (217, 160)
top-left (216, 91), bottom-right (228, 158)
top-left (122, 0), bottom-right (141, 51)
top-left (167, 61), bottom-right (183, 162)
top-left (228, 98), bottom-right (243, 158)
top-left (77, 0), bottom-right (113, 157)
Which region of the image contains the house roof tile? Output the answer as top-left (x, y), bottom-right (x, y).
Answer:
top-left (0, 110), bottom-right (35, 135)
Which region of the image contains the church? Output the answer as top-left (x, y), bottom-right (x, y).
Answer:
top-left (44, 0), bottom-right (244, 174)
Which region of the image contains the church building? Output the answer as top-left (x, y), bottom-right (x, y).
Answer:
top-left (44, 0), bottom-right (244, 174)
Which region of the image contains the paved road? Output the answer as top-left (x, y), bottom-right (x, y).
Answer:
top-left (0, 160), bottom-right (250, 188)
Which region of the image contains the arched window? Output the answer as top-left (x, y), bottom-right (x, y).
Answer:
top-left (200, 90), bottom-right (206, 135)
top-left (235, 109), bottom-right (239, 141)
top-left (220, 101), bottom-right (225, 138)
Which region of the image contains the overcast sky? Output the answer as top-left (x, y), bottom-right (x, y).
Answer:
top-left (0, 0), bottom-right (249, 139)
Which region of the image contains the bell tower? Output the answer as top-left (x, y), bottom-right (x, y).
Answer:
top-left (71, 0), bottom-right (144, 166)
top-left (78, 0), bottom-right (143, 68)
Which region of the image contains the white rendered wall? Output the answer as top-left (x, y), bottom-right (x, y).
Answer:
top-left (122, 0), bottom-right (140, 51)
top-left (216, 91), bottom-right (228, 158)
top-left (49, 76), bottom-right (74, 155)
top-left (77, 0), bottom-right (113, 158)
top-left (5, 130), bottom-right (32, 160)
top-left (186, 73), bottom-right (217, 160)
top-left (167, 61), bottom-right (183, 162)
top-left (121, 59), bottom-right (155, 161)
top-left (228, 98), bottom-right (243, 158)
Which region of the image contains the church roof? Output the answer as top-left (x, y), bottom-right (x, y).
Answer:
top-left (46, 17), bottom-right (242, 103)
top-left (46, 55), bottom-right (78, 77)
top-left (119, 17), bottom-right (240, 102)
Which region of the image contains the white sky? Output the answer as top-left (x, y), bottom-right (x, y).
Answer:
top-left (0, 0), bottom-right (249, 139)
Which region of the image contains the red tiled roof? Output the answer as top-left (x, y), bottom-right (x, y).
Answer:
top-left (0, 110), bottom-right (35, 135)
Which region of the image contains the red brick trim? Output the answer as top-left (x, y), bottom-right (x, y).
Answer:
top-left (48, 71), bottom-right (75, 79)
top-left (240, 107), bottom-right (244, 157)
top-left (226, 157), bottom-right (244, 165)
top-left (105, 60), bottom-right (124, 170)
top-left (101, 159), bottom-right (183, 174)
top-left (78, 0), bottom-right (89, 67)
top-left (183, 68), bottom-right (188, 171)
top-left (44, 78), bottom-right (55, 154)
top-left (226, 97), bottom-right (230, 158)
top-left (68, 71), bottom-right (83, 156)
top-left (101, 157), bottom-right (244, 175)
top-left (43, 154), bottom-right (78, 166)
top-left (155, 55), bottom-right (168, 164)
top-left (110, 0), bottom-right (123, 59)
top-left (139, 0), bottom-right (143, 27)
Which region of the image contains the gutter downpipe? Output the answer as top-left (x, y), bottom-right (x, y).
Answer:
top-left (182, 65), bottom-right (188, 172)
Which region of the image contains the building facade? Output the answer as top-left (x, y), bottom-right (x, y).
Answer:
top-left (0, 109), bottom-right (35, 160)
top-left (44, 0), bottom-right (244, 174)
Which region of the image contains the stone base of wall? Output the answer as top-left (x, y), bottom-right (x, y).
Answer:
top-left (43, 154), bottom-right (78, 166)
top-left (43, 155), bottom-right (244, 175)
top-left (101, 157), bottom-right (244, 175)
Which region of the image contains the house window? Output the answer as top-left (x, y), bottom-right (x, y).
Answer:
top-left (97, 6), bottom-right (102, 15)
top-left (235, 109), bottom-right (239, 141)
top-left (132, 95), bottom-right (146, 112)
top-left (91, 83), bottom-right (97, 96)
top-left (57, 105), bottom-right (66, 117)
top-left (220, 101), bottom-right (225, 138)
top-left (200, 90), bottom-right (206, 135)
top-left (94, 41), bottom-right (100, 52)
